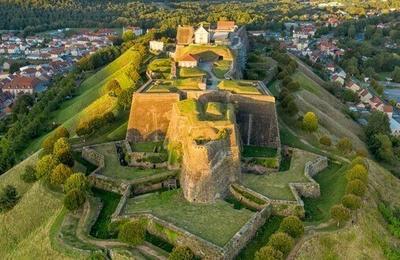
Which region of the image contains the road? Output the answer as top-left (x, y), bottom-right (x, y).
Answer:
top-left (199, 62), bottom-right (220, 90)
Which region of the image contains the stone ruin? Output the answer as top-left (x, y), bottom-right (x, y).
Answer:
top-left (126, 89), bottom-right (280, 203)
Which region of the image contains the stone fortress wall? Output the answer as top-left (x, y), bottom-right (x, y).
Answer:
top-left (126, 93), bottom-right (180, 142)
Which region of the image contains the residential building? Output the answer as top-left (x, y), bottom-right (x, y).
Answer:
top-left (149, 41), bottom-right (165, 52)
top-left (216, 20), bottom-right (237, 32)
top-left (178, 54), bottom-right (198, 68)
top-left (2, 76), bottom-right (42, 96)
top-left (194, 25), bottom-right (210, 44)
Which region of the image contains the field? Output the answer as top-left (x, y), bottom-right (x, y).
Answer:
top-left (242, 146), bottom-right (277, 158)
top-left (124, 189), bottom-right (254, 246)
top-left (218, 80), bottom-right (261, 95)
top-left (92, 143), bottom-right (175, 180)
top-left (241, 149), bottom-right (319, 200)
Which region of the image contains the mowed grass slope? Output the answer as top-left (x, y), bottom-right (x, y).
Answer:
top-left (296, 160), bottom-right (400, 259)
top-left (291, 71), bottom-right (367, 151)
top-left (23, 47), bottom-right (141, 155)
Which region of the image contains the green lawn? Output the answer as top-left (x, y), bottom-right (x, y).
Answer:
top-left (236, 216), bottom-right (283, 260)
top-left (179, 67), bottom-right (206, 78)
top-left (303, 162), bottom-right (348, 224)
top-left (213, 60), bottom-right (231, 78)
top-left (147, 78), bottom-right (202, 92)
top-left (93, 143), bottom-right (174, 180)
top-left (242, 146), bottom-right (277, 158)
top-left (131, 141), bottom-right (163, 152)
top-left (148, 58), bottom-right (171, 78)
top-left (241, 149), bottom-right (319, 200)
top-left (124, 189), bottom-right (255, 246)
top-left (292, 71), bottom-right (321, 95)
top-left (181, 45), bottom-right (234, 61)
top-left (90, 188), bottom-right (121, 239)
top-left (218, 80), bottom-right (261, 95)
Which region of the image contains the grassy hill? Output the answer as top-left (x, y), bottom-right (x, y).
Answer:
top-left (22, 47), bottom-right (142, 156)
top-left (294, 160), bottom-right (400, 259)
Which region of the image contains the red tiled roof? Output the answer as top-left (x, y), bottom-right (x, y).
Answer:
top-left (217, 20), bottom-right (236, 31)
top-left (176, 26), bottom-right (194, 45)
top-left (383, 105), bottom-right (393, 113)
top-left (3, 76), bottom-right (41, 90)
top-left (180, 54), bottom-right (198, 62)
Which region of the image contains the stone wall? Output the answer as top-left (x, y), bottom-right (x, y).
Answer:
top-left (126, 93), bottom-right (180, 142)
top-left (115, 205), bottom-right (271, 260)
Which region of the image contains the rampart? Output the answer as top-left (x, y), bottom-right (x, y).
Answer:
top-left (126, 93), bottom-right (180, 143)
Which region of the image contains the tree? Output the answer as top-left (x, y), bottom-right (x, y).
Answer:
top-left (346, 179), bottom-right (367, 197)
top-left (64, 189), bottom-right (86, 211)
top-left (330, 204), bottom-right (350, 226)
top-left (346, 164), bottom-right (368, 184)
top-left (117, 87), bottom-right (135, 111)
top-left (122, 30), bottom-right (135, 42)
top-left (374, 134), bottom-right (395, 163)
top-left (302, 112), bottom-right (318, 132)
top-left (342, 194), bottom-right (362, 210)
top-left (319, 135), bottom-right (332, 146)
top-left (35, 154), bottom-right (58, 179)
top-left (169, 246), bottom-right (195, 260)
top-left (255, 245), bottom-right (284, 260)
top-left (336, 137), bottom-right (352, 154)
top-left (41, 127), bottom-right (70, 155)
top-left (393, 66), bottom-right (400, 83)
top-left (105, 79), bottom-right (122, 96)
top-left (0, 185), bottom-right (19, 212)
top-left (64, 173), bottom-right (89, 193)
top-left (118, 220), bottom-right (146, 246)
top-left (279, 215), bottom-right (304, 238)
top-left (20, 165), bottom-right (37, 183)
top-left (53, 137), bottom-right (74, 167)
top-left (50, 164), bottom-right (74, 185)
top-left (365, 111), bottom-right (391, 139)
top-left (348, 24), bottom-right (356, 39)
top-left (351, 156), bottom-right (368, 169)
top-left (267, 232), bottom-right (294, 255)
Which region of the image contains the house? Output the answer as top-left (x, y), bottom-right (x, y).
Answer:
top-left (332, 74), bottom-right (345, 86)
top-left (369, 96), bottom-right (384, 111)
top-left (176, 26), bottom-right (194, 45)
top-left (327, 17), bottom-right (340, 27)
top-left (390, 118), bottom-right (400, 136)
top-left (326, 63), bottom-right (335, 72)
top-left (124, 26), bottom-right (143, 36)
top-left (383, 105), bottom-right (393, 119)
top-left (216, 20), bottom-right (237, 32)
top-left (194, 24), bottom-right (210, 45)
top-left (358, 89), bottom-right (372, 103)
top-left (2, 76), bottom-right (42, 96)
top-left (149, 41), bottom-right (165, 52)
top-left (178, 54), bottom-right (198, 68)
top-left (345, 81), bottom-right (361, 92)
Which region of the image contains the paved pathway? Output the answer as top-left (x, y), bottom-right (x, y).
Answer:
top-left (199, 62), bottom-right (220, 90)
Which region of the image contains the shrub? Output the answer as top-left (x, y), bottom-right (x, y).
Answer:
top-left (35, 154), bottom-right (58, 179)
top-left (346, 179), bottom-right (367, 197)
top-left (319, 135), bottom-right (332, 146)
top-left (331, 204), bottom-right (350, 226)
top-left (346, 164), bottom-right (368, 184)
top-left (279, 215), bottom-right (304, 238)
top-left (50, 164), bottom-right (74, 185)
top-left (255, 245), bottom-right (284, 260)
top-left (342, 194), bottom-right (362, 210)
top-left (169, 246), bottom-right (195, 260)
top-left (20, 165), bottom-right (37, 183)
top-left (64, 189), bottom-right (86, 211)
top-left (118, 220), bottom-right (146, 246)
top-left (302, 112), bottom-right (318, 132)
top-left (336, 137), bottom-right (352, 154)
top-left (267, 232), bottom-right (294, 255)
top-left (53, 137), bottom-right (74, 167)
top-left (351, 156), bottom-right (368, 169)
top-left (0, 185), bottom-right (19, 212)
top-left (64, 173), bottom-right (89, 193)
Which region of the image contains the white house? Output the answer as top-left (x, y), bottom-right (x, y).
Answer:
top-left (149, 41), bottom-right (164, 52)
top-left (332, 74), bottom-right (345, 86)
top-left (345, 81), bottom-right (361, 92)
top-left (390, 118), bottom-right (400, 136)
top-left (178, 54), bottom-right (198, 68)
top-left (194, 25), bottom-right (210, 45)
top-left (358, 89), bottom-right (372, 103)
